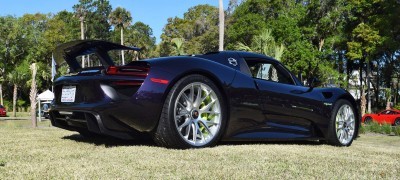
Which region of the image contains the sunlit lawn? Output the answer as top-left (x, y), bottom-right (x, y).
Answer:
top-left (0, 120), bottom-right (399, 179)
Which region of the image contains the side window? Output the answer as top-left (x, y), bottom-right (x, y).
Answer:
top-left (246, 60), bottom-right (294, 85)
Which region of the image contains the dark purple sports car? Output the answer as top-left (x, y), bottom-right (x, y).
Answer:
top-left (50, 40), bottom-right (360, 148)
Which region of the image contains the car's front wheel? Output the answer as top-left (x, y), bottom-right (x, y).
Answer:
top-left (327, 99), bottom-right (357, 146)
top-left (394, 118), bottom-right (400, 126)
top-left (153, 74), bottom-right (226, 149)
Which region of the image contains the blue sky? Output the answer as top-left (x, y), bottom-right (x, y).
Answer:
top-left (0, 0), bottom-right (229, 43)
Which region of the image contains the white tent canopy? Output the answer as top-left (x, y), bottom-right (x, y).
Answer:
top-left (37, 90), bottom-right (54, 101)
top-left (37, 90), bottom-right (54, 121)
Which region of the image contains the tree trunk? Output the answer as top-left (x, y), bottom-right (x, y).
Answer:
top-left (395, 77), bottom-right (399, 106)
top-left (359, 59), bottom-right (364, 101)
top-left (386, 99), bottom-right (392, 110)
top-left (0, 84), bottom-right (3, 106)
top-left (375, 65), bottom-right (379, 110)
top-left (318, 38), bottom-right (324, 52)
top-left (361, 90), bottom-right (366, 117)
top-left (121, 28), bottom-right (125, 65)
top-left (367, 61), bottom-right (371, 113)
top-left (218, 0), bottom-right (225, 51)
top-left (346, 59), bottom-right (350, 90)
top-left (12, 84), bottom-right (17, 117)
top-left (80, 18), bottom-right (85, 68)
top-left (30, 63), bottom-right (37, 128)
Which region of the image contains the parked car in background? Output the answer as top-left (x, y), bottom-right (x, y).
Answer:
top-left (0, 105), bottom-right (6, 117)
top-left (42, 103), bottom-right (50, 119)
top-left (362, 109), bottom-right (400, 126)
top-left (37, 102), bottom-right (51, 119)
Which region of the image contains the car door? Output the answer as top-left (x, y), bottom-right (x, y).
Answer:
top-left (378, 110), bottom-right (396, 124)
top-left (246, 58), bottom-right (322, 138)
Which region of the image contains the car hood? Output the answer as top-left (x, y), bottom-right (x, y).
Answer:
top-left (53, 40), bottom-right (141, 73)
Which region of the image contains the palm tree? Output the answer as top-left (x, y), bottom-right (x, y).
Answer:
top-left (7, 65), bottom-right (28, 117)
top-left (0, 77), bottom-right (4, 106)
top-left (236, 29), bottom-right (285, 61)
top-left (236, 29), bottom-right (285, 81)
top-left (171, 38), bottom-right (185, 55)
top-left (29, 63), bottom-right (37, 127)
top-left (73, 3), bottom-right (89, 68)
top-left (219, 0), bottom-right (224, 51)
top-left (109, 7), bottom-right (132, 65)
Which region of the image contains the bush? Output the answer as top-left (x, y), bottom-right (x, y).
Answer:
top-left (394, 104), bottom-right (400, 110)
top-left (359, 124), bottom-right (366, 134)
top-left (361, 121), bottom-right (400, 136)
top-left (394, 126), bottom-right (400, 136)
top-left (367, 121), bottom-right (382, 133)
top-left (3, 100), bottom-right (11, 110)
top-left (381, 123), bottom-right (392, 135)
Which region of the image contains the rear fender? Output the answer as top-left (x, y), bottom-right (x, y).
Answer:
top-left (142, 57), bottom-right (237, 131)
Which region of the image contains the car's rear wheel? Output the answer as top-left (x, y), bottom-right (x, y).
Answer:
top-left (364, 116), bottom-right (373, 124)
top-left (327, 99), bottom-right (357, 146)
top-left (394, 118), bottom-right (400, 126)
top-left (153, 74), bottom-right (226, 149)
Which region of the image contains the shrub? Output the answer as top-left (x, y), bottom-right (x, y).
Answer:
top-left (394, 126), bottom-right (400, 136)
top-left (3, 100), bottom-right (11, 110)
top-left (367, 121), bottom-right (381, 133)
top-left (381, 123), bottom-right (392, 135)
top-left (359, 124), bottom-right (366, 134)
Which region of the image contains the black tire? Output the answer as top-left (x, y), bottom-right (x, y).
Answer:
top-left (394, 118), bottom-right (400, 126)
top-left (152, 74), bottom-right (227, 149)
top-left (327, 99), bottom-right (357, 146)
top-left (364, 116), bottom-right (373, 124)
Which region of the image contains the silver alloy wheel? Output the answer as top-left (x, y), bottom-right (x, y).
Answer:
top-left (174, 82), bottom-right (221, 146)
top-left (335, 104), bottom-right (355, 145)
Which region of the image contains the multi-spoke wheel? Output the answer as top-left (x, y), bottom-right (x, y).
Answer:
top-left (153, 74), bottom-right (226, 149)
top-left (327, 99), bottom-right (357, 146)
top-left (174, 82), bottom-right (221, 146)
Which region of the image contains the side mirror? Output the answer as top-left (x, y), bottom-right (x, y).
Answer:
top-left (308, 77), bottom-right (321, 88)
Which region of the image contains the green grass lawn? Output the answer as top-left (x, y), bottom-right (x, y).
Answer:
top-left (0, 120), bottom-right (399, 179)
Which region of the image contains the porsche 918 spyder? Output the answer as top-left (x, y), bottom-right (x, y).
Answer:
top-left (50, 40), bottom-right (360, 148)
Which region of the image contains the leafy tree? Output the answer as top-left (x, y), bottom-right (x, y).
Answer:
top-left (113, 21), bottom-right (159, 61)
top-left (0, 16), bottom-right (27, 109)
top-left (160, 5), bottom-right (219, 55)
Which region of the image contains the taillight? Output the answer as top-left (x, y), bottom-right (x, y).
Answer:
top-left (106, 66), bottom-right (149, 76)
top-left (150, 78), bottom-right (169, 84)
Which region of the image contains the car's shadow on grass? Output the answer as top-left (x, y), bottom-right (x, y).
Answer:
top-left (63, 133), bottom-right (324, 148)
top-left (219, 139), bottom-right (324, 146)
top-left (62, 134), bottom-right (157, 148)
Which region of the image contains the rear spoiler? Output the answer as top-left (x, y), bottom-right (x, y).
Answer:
top-left (53, 40), bottom-right (141, 73)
